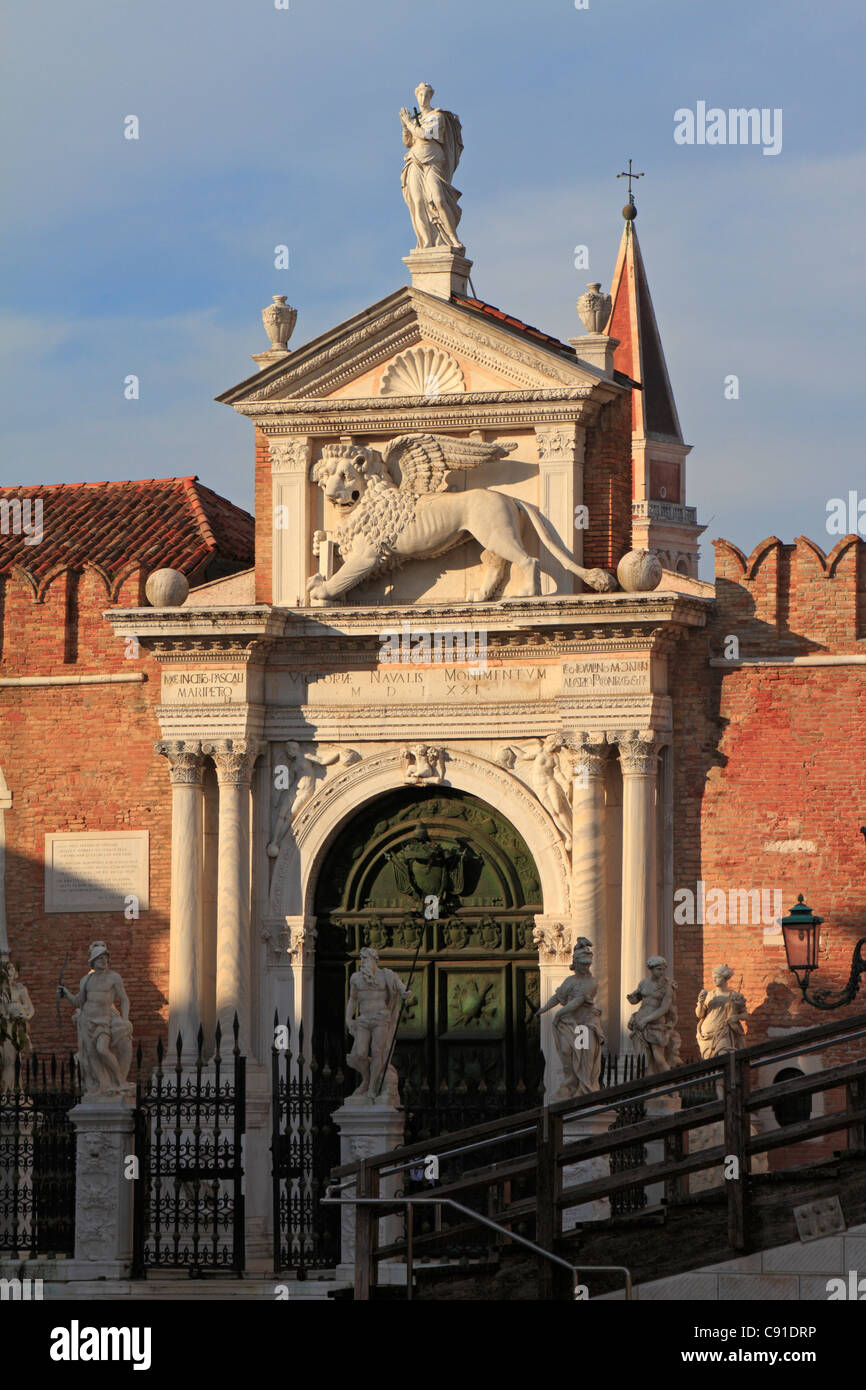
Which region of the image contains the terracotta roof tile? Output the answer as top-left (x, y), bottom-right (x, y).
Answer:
top-left (451, 295), bottom-right (577, 357)
top-left (0, 477), bottom-right (254, 584)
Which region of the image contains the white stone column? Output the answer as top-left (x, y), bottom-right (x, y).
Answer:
top-left (202, 739), bottom-right (263, 1056)
top-left (570, 735), bottom-right (609, 1023)
top-left (156, 740), bottom-right (206, 1057)
top-left (534, 424), bottom-right (584, 593)
top-left (612, 729), bottom-right (660, 1053)
top-left (270, 436), bottom-right (313, 607)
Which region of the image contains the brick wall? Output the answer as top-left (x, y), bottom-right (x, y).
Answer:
top-left (254, 427), bottom-right (273, 604)
top-left (1, 566), bottom-right (172, 1054)
top-left (672, 533), bottom-right (866, 1163)
top-left (582, 392), bottom-right (633, 570)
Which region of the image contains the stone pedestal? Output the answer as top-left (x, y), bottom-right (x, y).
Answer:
top-left (66, 1101), bottom-right (135, 1279)
top-left (568, 333), bottom-right (620, 378)
top-left (332, 1101), bottom-right (405, 1285)
top-left (562, 1112), bottom-right (611, 1227)
top-left (403, 246), bottom-right (472, 299)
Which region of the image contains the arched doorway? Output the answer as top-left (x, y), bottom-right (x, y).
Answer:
top-left (313, 787), bottom-right (545, 1140)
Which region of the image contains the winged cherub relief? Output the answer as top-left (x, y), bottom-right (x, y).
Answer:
top-left (307, 434), bottom-right (617, 605)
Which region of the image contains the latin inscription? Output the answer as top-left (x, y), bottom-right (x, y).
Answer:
top-left (162, 670), bottom-right (245, 702)
top-left (45, 832), bottom-right (150, 913)
top-left (561, 658), bottom-right (650, 692)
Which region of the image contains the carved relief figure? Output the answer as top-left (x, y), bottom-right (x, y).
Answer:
top-left (307, 436), bottom-right (616, 605)
top-left (626, 955), bottom-right (682, 1075)
top-left (401, 745), bottom-right (446, 784)
top-left (58, 942), bottom-right (134, 1100)
top-left (400, 83), bottom-right (464, 249)
top-left (535, 939), bottom-right (604, 1099)
top-left (500, 736), bottom-right (573, 850)
top-left (268, 742), bottom-right (360, 856)
top-left (386, 823), bottom-right (469, 906)
top-left (345, 947), bottom-right (413, 1104)
top-left (696, 964), bottom-right (747, 1058)
top-left (0, 959), bottom-right (34, 1092)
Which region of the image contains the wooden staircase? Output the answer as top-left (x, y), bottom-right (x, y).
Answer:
top-left (330, 1011), bottom-right (866, 1299)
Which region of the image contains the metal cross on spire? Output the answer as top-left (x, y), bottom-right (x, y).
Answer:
top-left (617, 158), bottom-right (644, 206)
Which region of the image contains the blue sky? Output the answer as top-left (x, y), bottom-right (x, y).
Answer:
top-left (2, 0), bottom-right (864, 578)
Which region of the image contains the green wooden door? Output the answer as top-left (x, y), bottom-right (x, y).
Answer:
top-left (313, 788), bottom-right (544, 1137)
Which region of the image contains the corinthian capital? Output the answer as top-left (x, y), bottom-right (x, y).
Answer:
top-left (609, 729), bottom-right (660, 776)
top-left (155, 739), bottom-right (206, 784)
top-left (532, 915), bottom-right (573, 964)
top-left (534, 424), bottom-right (582, 460)
top-left (202, 738), bottom-right (264, 784)
top-left (268, 436), bottom-right (313, 474)
top-left (570, 732), bottom-right (609, 782)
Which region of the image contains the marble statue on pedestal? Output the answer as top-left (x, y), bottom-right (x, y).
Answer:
top-left (535, 938), bottom-right (604, 1100)
top-left (400, 83), bottom-right (464, 249)
top-left (58, 942), bottom-right (134, 1100)
top-left (0, 959), bottom-right (34, 1092)
top-left (345, 948), bottom-right (413, 1105)
top-left (696, 964), bottom-right (747, 1058)
top-left (307, 437), bottom-right (617, 605)
top-left (626, 955), bottom-right (682, 1075)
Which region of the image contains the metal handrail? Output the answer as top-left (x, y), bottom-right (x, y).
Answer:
top-left (322, 1193), bottom-right (632, 1301)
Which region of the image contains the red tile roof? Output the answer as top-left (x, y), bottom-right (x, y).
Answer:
top-left (0, 477), bottom-right (254, 585)
top-left (451, 295), bottom-right (577, 356)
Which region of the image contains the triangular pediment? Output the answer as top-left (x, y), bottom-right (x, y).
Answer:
top-left (217, 287), bottom-right (607, 406)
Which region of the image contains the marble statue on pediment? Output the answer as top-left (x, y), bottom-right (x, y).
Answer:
top-left (58, 942), bottom-right (134, 1101)
top-left (307, 437), bottom-right (617, 605)
top-left (400, 83), bottom-right (464, 250)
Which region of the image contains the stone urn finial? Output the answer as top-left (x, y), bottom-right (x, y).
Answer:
top-left (576, 282), bottom-right (612, 335)
top-left (262, 295), bottom-right (297, 353)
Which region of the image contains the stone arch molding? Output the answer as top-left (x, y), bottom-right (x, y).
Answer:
top-left (265, 747), bottom-right (571, 922)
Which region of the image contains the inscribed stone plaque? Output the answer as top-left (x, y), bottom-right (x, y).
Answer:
top-left (45, 831), bottom-right (149, 913)
top-left (162, 669), bottom-right (245, 703)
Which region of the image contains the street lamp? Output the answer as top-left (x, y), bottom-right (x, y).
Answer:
top-left (781, 828), bottom-right (866, 1009)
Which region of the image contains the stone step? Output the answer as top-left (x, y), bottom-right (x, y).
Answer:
top-left (38, 1277), bottom-right (351, 1301)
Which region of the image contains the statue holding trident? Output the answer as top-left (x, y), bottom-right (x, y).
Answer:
top-left (345, 947), bottom-right (414, 1105)
top-left (57, 941), bottom-right (134, 1101)
top-left (400, 82), bottom-right (464, 249)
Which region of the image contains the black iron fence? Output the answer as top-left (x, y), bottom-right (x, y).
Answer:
top-left (0, 1051), bottom-right (80, 1257)
top-left (271, 1018), bottom-right (345, 1275)
top-left (132, 1019), bottom-right (245, 1277)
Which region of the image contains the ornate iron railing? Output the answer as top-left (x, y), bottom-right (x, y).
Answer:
top-left (132, 1018), bottom-right (245, 1277)
top-left (0, 1051), bottom-right (80, 1257)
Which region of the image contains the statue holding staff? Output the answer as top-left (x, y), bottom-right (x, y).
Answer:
top-left (57, 941), bottom-right (134, 1100)
top-left (400, 82), bottom-right (464, 249)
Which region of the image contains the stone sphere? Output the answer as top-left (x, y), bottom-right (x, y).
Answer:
top-left (145, 568), bottom-right (189, 608)
top-left (616, 549), bottom-right (663, 592)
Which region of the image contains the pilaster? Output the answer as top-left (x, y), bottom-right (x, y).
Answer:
top-left (534, 424), bottom-right (583, 593)
top-left (269, 436), bottom-right (314, 607)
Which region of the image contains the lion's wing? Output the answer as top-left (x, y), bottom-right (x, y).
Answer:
top-left (382, 433), bottom-right (517, 496)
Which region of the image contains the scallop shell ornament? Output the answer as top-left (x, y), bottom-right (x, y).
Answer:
top-left (379, 346), bottom-right (465, 398)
